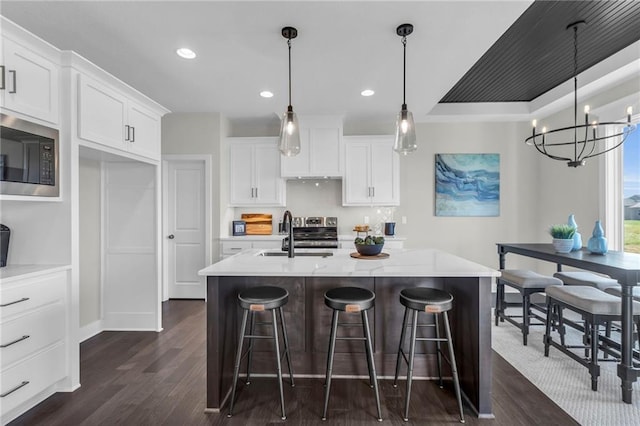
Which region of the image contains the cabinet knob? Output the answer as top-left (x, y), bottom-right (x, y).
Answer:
top-left (168, 234), bottom-right (175, 239)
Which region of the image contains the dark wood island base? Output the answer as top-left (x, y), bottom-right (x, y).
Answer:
top-left (206, 274), bottom-right (494, 418)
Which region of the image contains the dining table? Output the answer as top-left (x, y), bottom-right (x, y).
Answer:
top-left (496, 243), bottom-right (640, 404)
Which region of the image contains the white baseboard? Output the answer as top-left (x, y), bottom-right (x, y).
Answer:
top-left (79, 319), bottom-right (103, 343)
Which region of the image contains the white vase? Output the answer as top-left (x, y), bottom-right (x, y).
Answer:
top-left (552, 238), bottom-right (574, 253)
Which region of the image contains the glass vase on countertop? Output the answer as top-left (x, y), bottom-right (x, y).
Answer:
top-left (587, 220), bottom-right (608, 254)
top-left (567, 214), bottom-right (582, 251)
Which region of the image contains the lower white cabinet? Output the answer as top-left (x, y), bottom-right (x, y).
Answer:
top-left (220, 238), bottom-right (282, 259)
top-left (0, 269), bottom-right (68, 424)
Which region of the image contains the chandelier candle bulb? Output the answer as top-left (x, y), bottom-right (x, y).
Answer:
top-left (628, 106), bottom-right (633, 122)
top-left (584, 105), bottom-right (590, 124)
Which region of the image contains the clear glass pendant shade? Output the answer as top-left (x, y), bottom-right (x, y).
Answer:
top-left (394, 108), bottom-right (417, 155)
top-left (278, 108), bottom-right (301, 157)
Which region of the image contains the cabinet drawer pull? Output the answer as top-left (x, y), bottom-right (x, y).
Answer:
top-left (125, 124), bottom-right (130, 141)
top-left (1, 335), bottom-right (30, 348)
top-left (131, 126), bottom-right (135, 142)
top-left (0, 65), bottom-right (5, 90)
top-left (0, 381), bottom-right (29, 398)
top-left (8, 69), bottom-right (16, 94)
top-left (0, 297), bottom-right (30, 307)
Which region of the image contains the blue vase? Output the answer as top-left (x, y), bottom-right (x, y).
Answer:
top-left (567, 214), bottom-right (582, 251)
top-left (587, 220), bottom-right (608, 254)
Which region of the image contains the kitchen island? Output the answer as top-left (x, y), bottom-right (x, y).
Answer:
top-left (199, 248), bottom-right (500, 418)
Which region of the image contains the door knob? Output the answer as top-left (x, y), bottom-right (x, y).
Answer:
top-left (168, 234), bottom-right (175, 239)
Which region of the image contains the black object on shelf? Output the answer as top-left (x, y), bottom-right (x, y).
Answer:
top-left (0, 224), bottom-right (10, 267)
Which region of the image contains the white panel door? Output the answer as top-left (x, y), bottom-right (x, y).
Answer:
top-left (309, 127), bottom-right (341, 176)
top-left (166, 160), bottom-right (206, 299)
top-left (103, 162), bottom-right (159, 330)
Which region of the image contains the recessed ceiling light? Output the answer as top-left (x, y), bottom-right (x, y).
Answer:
top-left (176, 48), bottom-right (196, 59)
top-left (361, 89), bottom-right (375, 97)
top-left (260, 91), bottom-right (274, 98)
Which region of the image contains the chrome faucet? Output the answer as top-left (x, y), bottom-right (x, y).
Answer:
top-left (282, 210), bottom-right (294, 258)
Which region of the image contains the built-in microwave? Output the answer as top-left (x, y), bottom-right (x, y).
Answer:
top-left (0, 113), bottom-right (59, 197)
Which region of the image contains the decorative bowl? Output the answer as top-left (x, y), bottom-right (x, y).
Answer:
top-left (355, 243), bottom-right (384, 256)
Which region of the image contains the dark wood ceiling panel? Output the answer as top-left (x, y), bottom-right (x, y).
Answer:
top-left (440, 1), bottom-right (640, 103)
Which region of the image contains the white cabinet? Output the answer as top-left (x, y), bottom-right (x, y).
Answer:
top-left (78, 74), bottom-right (161, 161)
top-left (0, 36), bottom-right (59, 124)
top-left (0, 269), bottom-right (68, 424)
top-left (343, 135), bottom-right (400, 206)
top-left (280, 115), bottom-right (343, 178)
top-left (228, 138), bottom-right (285, 206)
top-left (220, 238), bottom-right (281, 259)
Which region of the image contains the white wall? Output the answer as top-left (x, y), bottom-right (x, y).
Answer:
top-left (162, 112), bottom-right (221, 260)
top-left (79, 158), bottom-right (101, 328)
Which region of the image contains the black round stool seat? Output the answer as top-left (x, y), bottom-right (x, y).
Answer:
top-left (324, 286), bottom-right (375, 311)
top-left (238, 286), bottom-right (288, 310)
top-left (400, 287), bottom-right (453, 313)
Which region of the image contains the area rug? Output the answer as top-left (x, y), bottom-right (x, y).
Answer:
top-left (492, 317), bottom-right (640, 425)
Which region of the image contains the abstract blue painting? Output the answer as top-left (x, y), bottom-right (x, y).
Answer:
top-left (435, 153), bottom-right (500, 217)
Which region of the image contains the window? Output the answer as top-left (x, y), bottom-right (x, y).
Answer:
top-left (623, 126), bottom-right (639, 253)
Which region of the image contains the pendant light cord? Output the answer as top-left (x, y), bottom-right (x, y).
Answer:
top-left (573, 24), bottom-right (579, 154)
top-left (288, 38), bottom-right (292, 108)
top-left (402, 35), bottom-right (407, 107)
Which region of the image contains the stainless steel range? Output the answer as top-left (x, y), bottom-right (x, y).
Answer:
top-left (282, 216), bottom-right (338, 250)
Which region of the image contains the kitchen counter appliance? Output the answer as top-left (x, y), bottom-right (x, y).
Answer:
top-left (282, 216), bottom-right (338, 250)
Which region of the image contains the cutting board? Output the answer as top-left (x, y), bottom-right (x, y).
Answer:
top-left (241, 213), bottom-right (273, 235)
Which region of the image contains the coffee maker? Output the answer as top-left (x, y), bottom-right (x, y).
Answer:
top-left (0, 224), bottom-right (10, 267)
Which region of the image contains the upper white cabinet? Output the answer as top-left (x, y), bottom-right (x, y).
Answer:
top-left (78, 74), bottom-right (161, 161)
top-left (229, 137), bottom-right (285, 206)
top-left (0, 36), bottom-right (59, 124)
top-left (343, 135), bottom-right (400, 206)
top-left (280, 115), bottom-right (343, 178)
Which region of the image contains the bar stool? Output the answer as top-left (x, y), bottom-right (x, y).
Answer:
top-left (553, 271), bottom-right (619, 291)
top-left (322, 286), bottom-right (382, 422)
top-left (495, 269), bottom-right (563, 345)
top-left (544, 285), bottom-right (640, 391)
top-left (393, 287), bottom-right (465, 423)
top-left (228, 286), bottom-right (294, 420)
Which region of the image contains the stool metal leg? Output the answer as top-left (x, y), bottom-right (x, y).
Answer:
top-left (522, 293), bottom-right (530, 345)
top-left (544, 299), bottom-right (553, 357)
top-left (403, 309), bottom-right (418, 422)
top-left (322, 309), bottom-right (339, 421)
top-left (278, 307), bottom-right (295, 387)
top-left (495, 282), bottom-right (502, 326)
top-left (362, 309), bottom-right (382, 422)
top-left (393, 307), bottom-right (409, 388)
top-left (589, 319), bottom-right (599, 392)
top-left (228, 309), bottom-right (249, 417)
top-left (271, 309), bottom-right (287, 420)
top-left (434, 313), bottom-right (443, 388)
top-left (443, 311), bottom-right (465, 423)
top-left (362, 310), bottom-right (375, 389)
top-left (245, 311), bottom-right (256, 385)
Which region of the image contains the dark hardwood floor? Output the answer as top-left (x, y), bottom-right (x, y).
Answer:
top-left (10, 300), bottom-right (578, 425)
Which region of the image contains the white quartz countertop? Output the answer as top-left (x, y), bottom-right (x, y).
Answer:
top-left (219, 235), bottom-right (406, 241)
top-left (198, 248), bottom-right (499, 278)
top-left (0, 264), bottom-right (71, 283)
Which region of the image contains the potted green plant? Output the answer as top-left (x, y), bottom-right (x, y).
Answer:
top-left (549, 224), bottom-right (576, 253)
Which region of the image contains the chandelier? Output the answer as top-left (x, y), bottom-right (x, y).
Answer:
top-left (525, 21), bottom-right (636, 167)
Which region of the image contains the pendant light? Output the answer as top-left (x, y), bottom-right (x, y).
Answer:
top-left (278, 26), bottom-right (301, 157)
top-left (526, 21), bottom-right (636, 167)
top-left (394, 23), bottom-right (417, 155)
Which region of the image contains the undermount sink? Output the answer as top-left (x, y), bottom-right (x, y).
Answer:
top-left (258, 251), bottom-right (333, 258)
